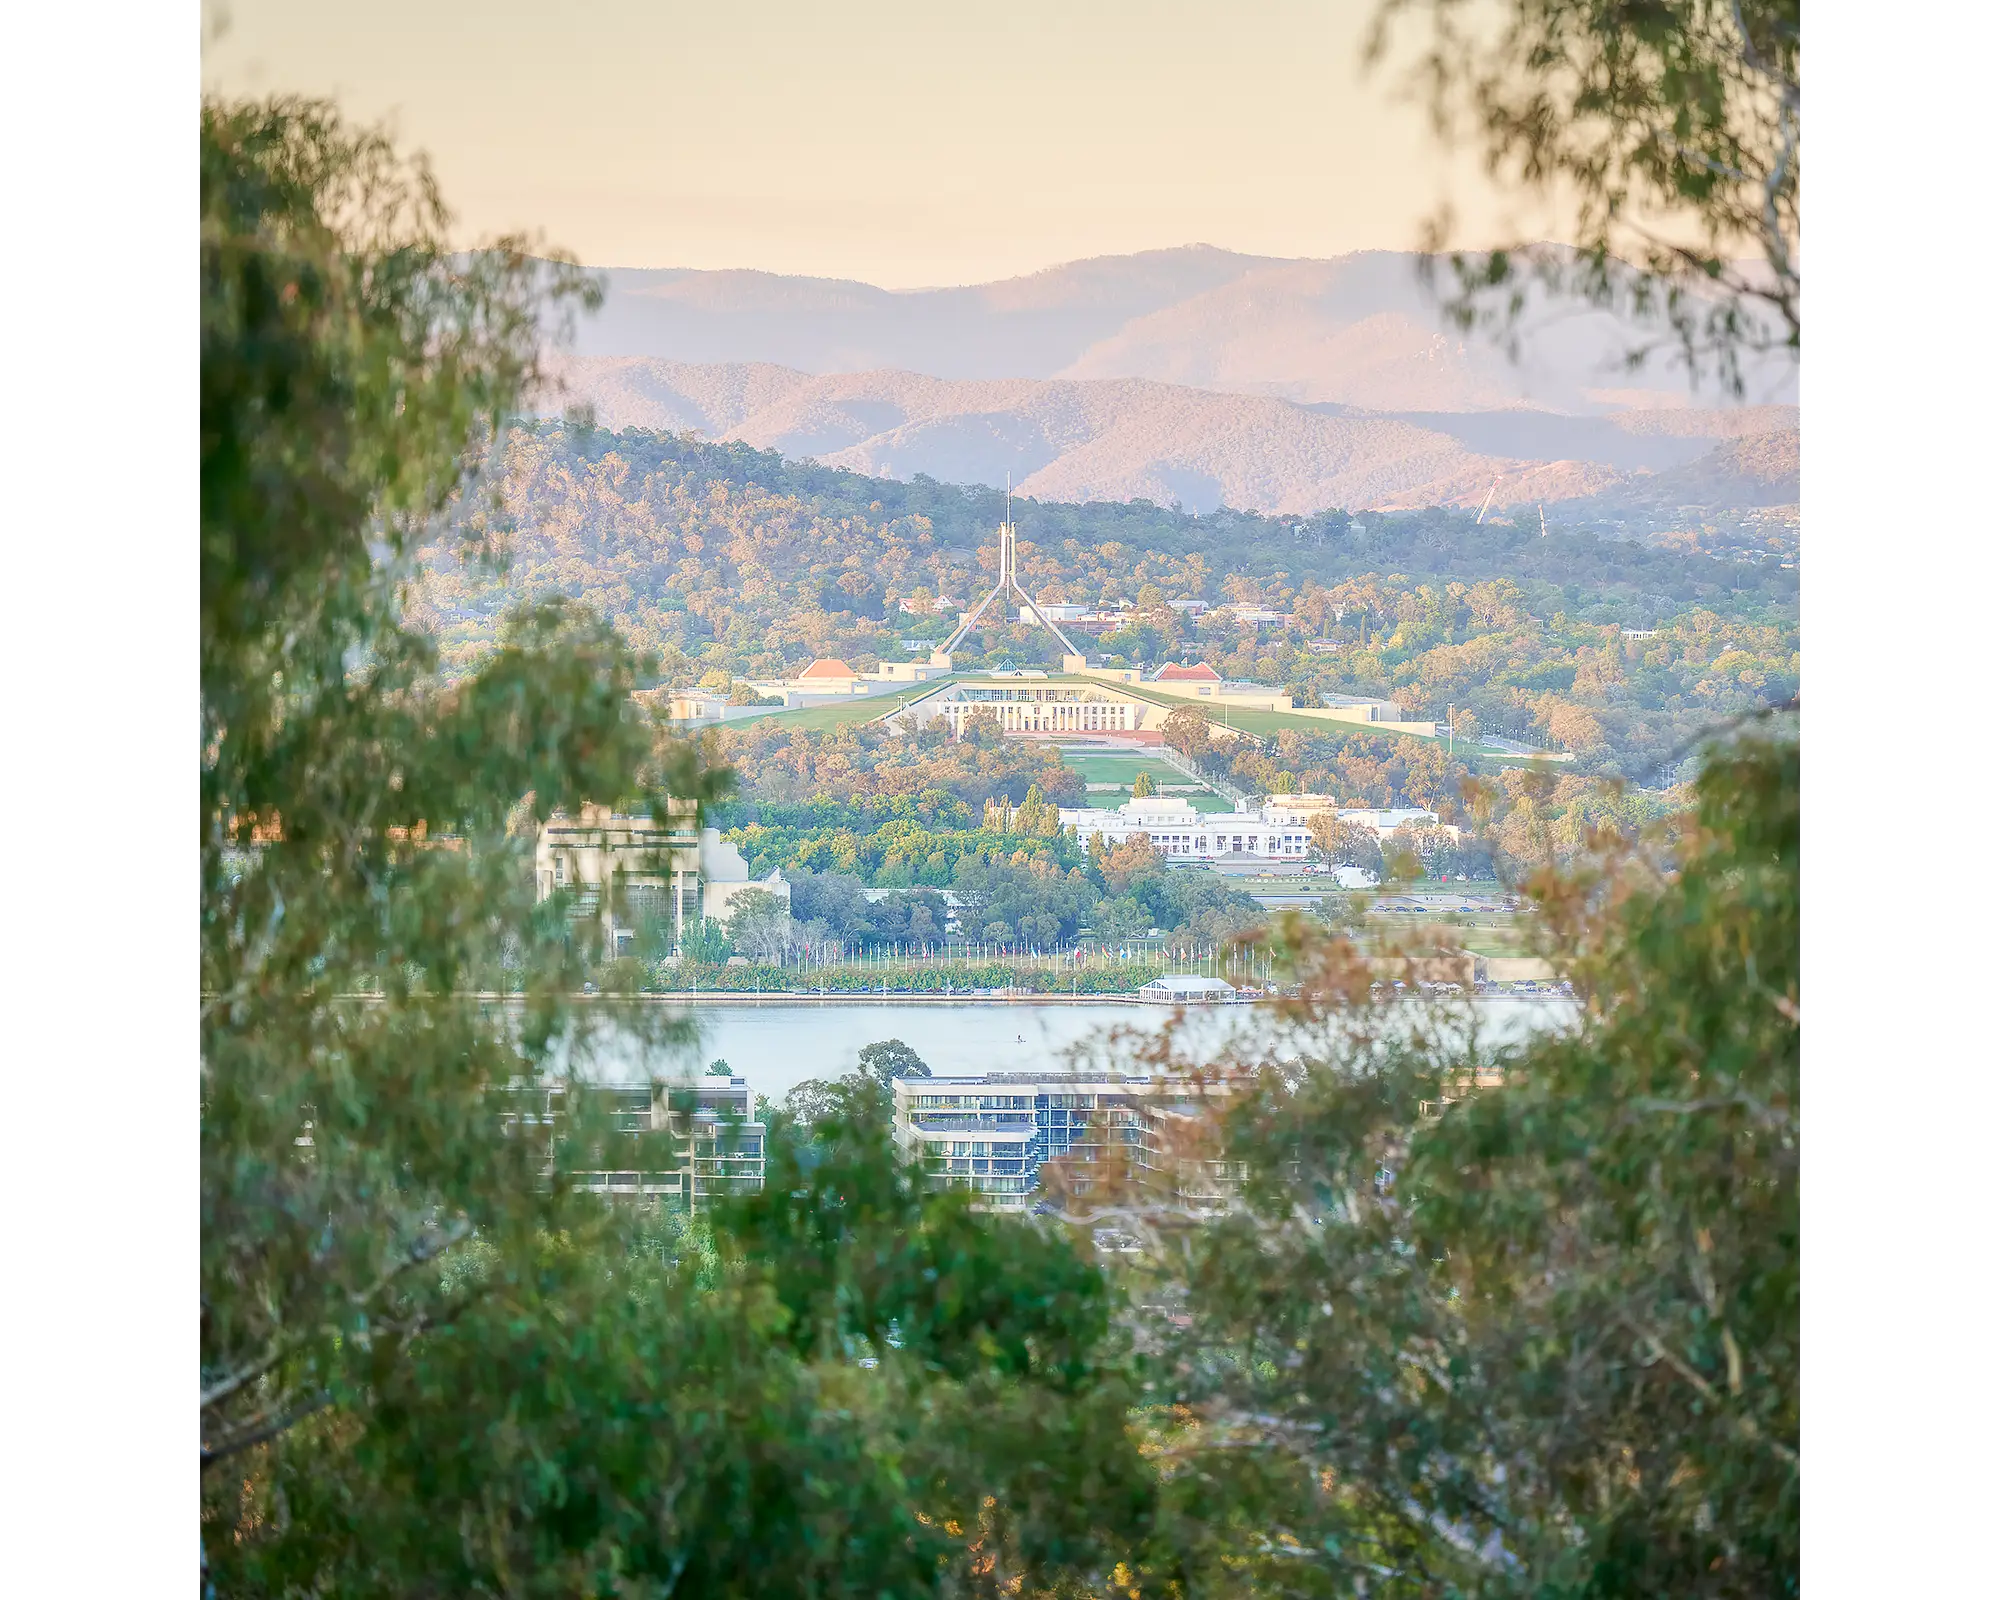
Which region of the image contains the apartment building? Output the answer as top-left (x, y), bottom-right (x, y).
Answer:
top-left (891, 1070), bottom-right (1240, 1214)
top-left (500, 1073), bottom-right (766, 1205)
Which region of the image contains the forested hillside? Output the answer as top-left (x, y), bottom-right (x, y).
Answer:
top-left (544, 356), bottom-right (1796, 518)
top-left (416, 422), bottom-right (1798, 780)
top-left (542, 357), bottom-right (1613, 514)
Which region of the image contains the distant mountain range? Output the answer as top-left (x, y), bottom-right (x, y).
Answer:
top-left (542, 245), bottom-right (1798, 520)
top-left (568, 246), bottom-right (1798, 415)
top-left (539, 356), bottom-right (1796, 519)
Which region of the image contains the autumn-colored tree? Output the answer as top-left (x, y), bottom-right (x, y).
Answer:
top-left (1546, 701), bottom-right (1609, 753)
top-left (1307, 810), bottom-right (1341, 869)
top-left (1014, 783), bottom-right (1048, 833)
top-left (1095, 833), bottom-right (1165, 897)
top-left (1160, 703), bottom-right (1215, 761)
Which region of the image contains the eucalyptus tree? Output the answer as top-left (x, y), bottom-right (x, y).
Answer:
top-left (1116, 726), bottom-right (1798, 1596)
top-left (200, 97), bottom-right (1160, 1598)
top-left (201, 90), bottom-right (710, 1492)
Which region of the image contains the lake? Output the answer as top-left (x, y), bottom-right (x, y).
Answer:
top-left (556, 997), bottom-right (1578, 1108)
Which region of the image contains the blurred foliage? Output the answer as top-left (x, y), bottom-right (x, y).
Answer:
top-left (1369, 0), bottom-right (1799, 391)
top-left (1123, 725), bottom-right (1797, 1596)
top-left (225, 1110), bottom-right (1157, 1598)
top-left (200, 93), bottom-right (681, 1483)
top-left (201, 97), bottom-right (1164, 1599)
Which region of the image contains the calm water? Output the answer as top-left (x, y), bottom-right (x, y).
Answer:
top-left (556, 998), bottom-right (1577, 1107)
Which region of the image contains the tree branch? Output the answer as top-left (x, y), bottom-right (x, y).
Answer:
top-left (201, 1216), bottom-right (472, 1411)
top-left (1619, 1314), bottom-right (1796, 1465)
top-left (201, 1388), bottom-right (333, 1470)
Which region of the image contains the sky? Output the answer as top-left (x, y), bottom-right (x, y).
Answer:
top-left (201, 0), bottom-right (1549, 288)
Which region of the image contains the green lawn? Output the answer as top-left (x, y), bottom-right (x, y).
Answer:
top-left (1159, 697), bottom-right (1570, 769)
top-left (1180, 868), bottom-right (1529, 953)
top-left (1194, 871), bottom-right (1510, 900)
top-left (1101, 790), bottom-right (1234, 813)
top-left (1085, 678), bottom-right (1439, 750)
top-left (1062, 753), bottom-right (1182, 786)
top-left (736, 677), bottom-right (1560, 780)
top-left (1061, 751), bottom-right (1233, 811)
top-left (733, 680), bottom-right (952, 733)
top-left (1200, 702), bottom-right (1432, 744)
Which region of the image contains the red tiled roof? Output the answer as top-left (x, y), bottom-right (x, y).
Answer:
top-left (1155, 662), bottom-right (1222, 682)
top-left (798, 657), bottom-right (857, 680)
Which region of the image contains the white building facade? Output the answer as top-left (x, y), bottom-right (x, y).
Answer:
top-left (883, 675), bottom-right (1152, 737)
top-left (504, 1073), bottom-right (765, 1206)
top-left (879, 665), bottom-right (1440, 741)
top-left (1055, 796), bottom-right (1446, 863)
top-left (892, 1070), bottom-right (1239, 1213)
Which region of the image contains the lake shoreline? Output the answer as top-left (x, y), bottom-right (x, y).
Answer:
top-left (367, 991), bottom-right (1567, 1007)
top-left (597, 991), bottom-right (1204, 1006)
top-left (550, 996), bottom-right (1579, 1101)
top-left (600, 993), bottom-right (1564, 1006)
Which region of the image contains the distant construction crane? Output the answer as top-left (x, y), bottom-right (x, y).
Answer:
top-left (932, 485), bottom-right (1085, 667)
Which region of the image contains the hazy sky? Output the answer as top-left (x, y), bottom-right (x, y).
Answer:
top-left (203, 0), bottom-right (1546, 288)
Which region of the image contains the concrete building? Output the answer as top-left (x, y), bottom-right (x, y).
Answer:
top-left (745, 656), bottom-right (949, 708)
top-left (891, 1070), bottom-right (1241, 1214)
top-left (661, 689), bottom-right (730, 724)
top-left (901, 514), bottom-right (1436, 738)
top-left (1212, 604), bottom-right (1291, 628)
top-left (631, 685), bottom-right (773, 726)
top-left (695, 835), bottom-right (794, 925)
top-left (1138, 665), bottom-right (1425, 731)
top-left (1260, 798), bottom-right (1455, 839)
top-left (1333, 807), bottom-right (1457, 838)
top-left (505, 1073), bottom-right (765, 1205)
top-left (878, 665), bottom-right (1440, 743)
top-left (1054, 796), bottom-right (1449, 862)
top-left (1059, 797), bottom-right (1314, 861)
top-left (535, 805), bottom-right (790, 956)
top-left (796, 657), bottom-right (862, 690)
top-left (872, 660), bottom-right (945, 683)
top-left (881, 673), bottom-right (1156, 738)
